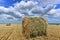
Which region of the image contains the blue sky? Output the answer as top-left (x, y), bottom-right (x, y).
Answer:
top-left (55, 4), bottom-right (60, 9)
top-left (0, 0), bottom-right (60, 23)
top-left (0, 0), bottom-right (21, 7)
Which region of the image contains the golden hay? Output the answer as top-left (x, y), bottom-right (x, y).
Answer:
top-left (22, 17), bottom-right (47, 39)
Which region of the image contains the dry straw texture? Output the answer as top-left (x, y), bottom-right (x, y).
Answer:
top-left (22, 17), bottom-right (47, 39)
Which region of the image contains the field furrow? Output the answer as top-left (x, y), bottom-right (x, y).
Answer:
top-left (1, 29), bottom-right (13, 40)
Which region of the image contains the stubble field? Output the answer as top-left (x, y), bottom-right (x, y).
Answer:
top-left (0, 24), bottom-right (25, 40)
top-left (0, 24), bottom-right (60, 40)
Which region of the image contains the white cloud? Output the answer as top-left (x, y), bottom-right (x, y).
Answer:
top-left (14, 1), bottom-right (38, 16)
top-left (0, 0), bottom-right (59, 23)
top-left (43, 8), bottom-right (60, 23)
top-left (44, 16), bottom-right (60, 23)
top-left (0, 14), bottom-right (17, 20)
top-left (48, 9), bottom-right (60, 17)
top-left (0, 1), bottom-right (38, 21)
top-left (29, 0), bottom-right (60, 7)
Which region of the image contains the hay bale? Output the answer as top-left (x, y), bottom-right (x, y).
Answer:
top-left (22, 16), bottom-right (47, 39)
top-left (6, 23), bottom-right (11, 26)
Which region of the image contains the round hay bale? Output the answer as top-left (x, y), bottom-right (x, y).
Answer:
top-left (22, 16), bottom-right (47, 39)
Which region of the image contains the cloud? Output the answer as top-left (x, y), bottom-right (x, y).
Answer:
top-left (0, 14), bottom-right (17, 20)
top-left (43, 8), bottom-right (60, 23)
top-left (30, 4), bottom-right (56, 16)
top-left (0, 1), bottom-right (38, 21)
top-left (30, 0), bottom-right (60, 6)
top-left (44, 16), bottom-right (60, 23)
top-left (48, 9), bottom-right (60, 17)
top-left (0, 0), bottom-right (58, 23)
top-left (23, 0), bottom-right (60, 7)
top-left (0, 7), bottom-right (19, 20)
top-left (14, 1), bottom-right (38, 16)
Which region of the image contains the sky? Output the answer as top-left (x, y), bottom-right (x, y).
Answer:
top-left (0, 0), bottom-right (60, 23)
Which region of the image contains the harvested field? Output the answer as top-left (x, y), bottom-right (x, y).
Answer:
top-left (0, 24), bottom-right (60, 40)
top-left (47, 24), bottom-right (60, 40)
top-left (0, 24), bottom-right (25, 40)
top-left (32, 24), bottom-right (60, 40)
